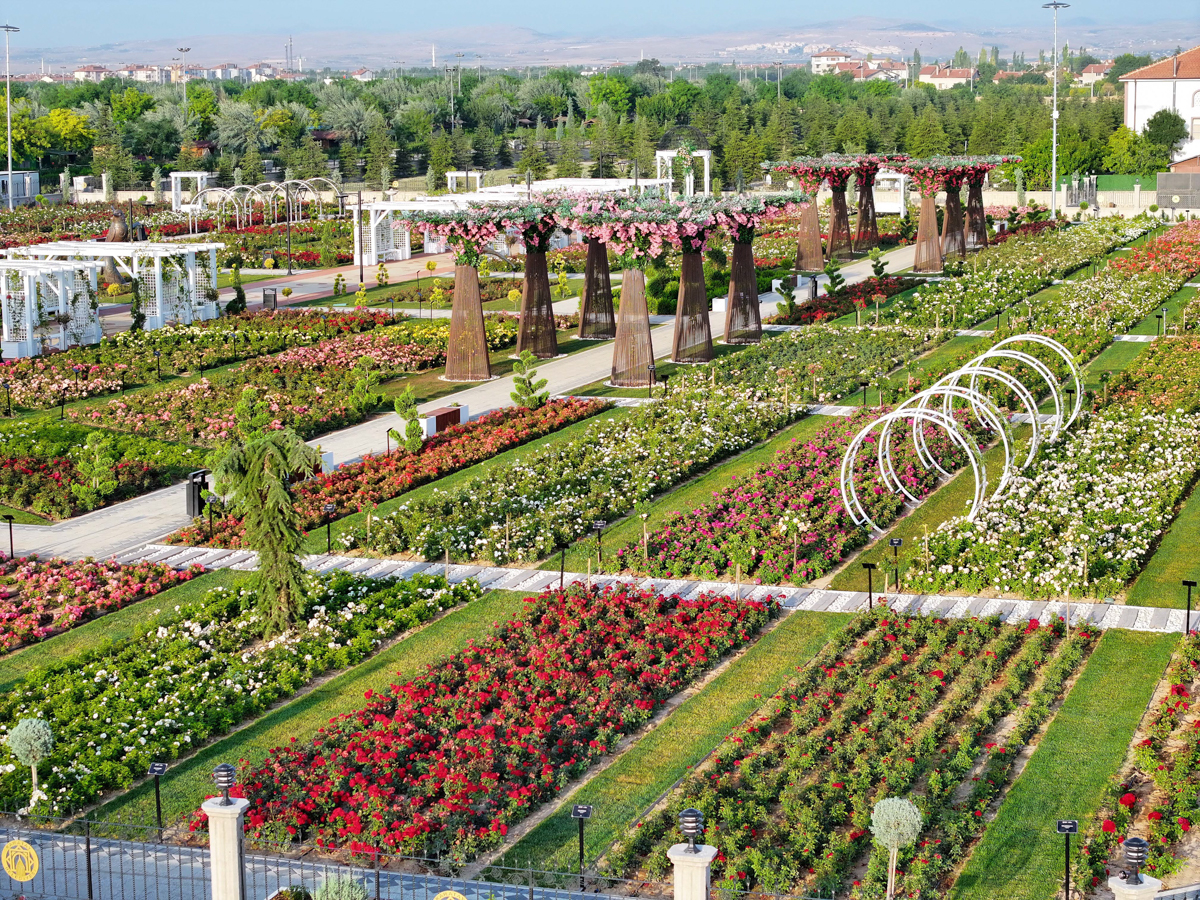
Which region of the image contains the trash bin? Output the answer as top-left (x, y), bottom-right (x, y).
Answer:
top-left (186, 470), bottom-right (209, 518)
top-left (262, 288), bottom-right (278, 311)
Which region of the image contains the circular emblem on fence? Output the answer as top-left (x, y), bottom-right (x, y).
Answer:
top-left (433, 892), bottom-right (466, 900)
top-left (1, 839), bottom-right (38, 882)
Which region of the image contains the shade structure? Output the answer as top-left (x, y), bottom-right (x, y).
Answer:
top-left (828, 190), bottom-right (854, 260)
top-left (912, 197), bottom-right (944, 274)
top-left (672, 252), bottom-right (713, 364)
top-left (611, 269), bottom-right (654, 387)
top-left (724, 241), bottom-right (761, 344)
top-left (444, 264), bottom-right (491, 382)
top-left (578, 239), bottom-right (616, 340)
top-left (941, 190), bottom-right (967, 260)
top-left (515, 250), bottom-right (559, 359)
top-left (965, 180), bottom-right (988, 251)
top-left (855, 181), bottom-right (880, 250)
top-left (795, 202), bottom-right (824, 272)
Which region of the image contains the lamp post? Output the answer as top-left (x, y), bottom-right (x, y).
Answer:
top-left (890, 537), bottom-right (903, 592)
top-left (863, 561), bottom-right (877, 609)
top-left (679, 808), bottom-right (704, 853)
top-left (2, 24), bottom-right (18, 213)
top-left (860, 380), bottom-right (869, 407)
top-left (592, 519), bottom-right (605, 573)
top-left (774, 60), bottom-right (783, 99)
top-left (1042, 2), bottom-right (1069, 220)
top-left (148, 762), bottom-right (169, 840)
top-left (212, 763), bottom-right (236, 806)
top-left (154, 348), bottom-right (162, 381)
top-left (357, 190), bottom-right (364, 287)
top-left (177, 46), bottom-right (191, 107)
top-left (3, 380), bottom-right (9, 416)
top-left (570, 805), bottom-right (593, 890)
top-left (1161, 305), bottom-right (1168, 336)
top-left (323, 502), bottom-right (336, 554)
top-left (1184, 580), bottom-right (1196, 635)
top-left (285, 182), bottom-right (293, 275)
top-left (647, 362), bottom-right (656, 400)
top-left (2, 513), bottom-right (12, 558)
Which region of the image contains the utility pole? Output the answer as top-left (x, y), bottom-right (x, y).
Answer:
top-left (2, 24), bottom-right (18, 213)
top-left (775, 60), bottom-right (782, 99)
top-left (1043, 2), bottom-right (1069, 219)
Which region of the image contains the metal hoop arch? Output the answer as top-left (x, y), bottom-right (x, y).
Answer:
top-left (969, 334), bottom-right (1083, 431)
top-left (926, 364), bottom-right (1043, 472)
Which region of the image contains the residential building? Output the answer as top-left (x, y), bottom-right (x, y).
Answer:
top-left (349, 67), bottom-right (376, 82)
top-left (114, 64), bottom-right (169, 84)
top-left (993, 69), bottom-right (1029, 83)
top-left (919, 64), bottom-right (977, 89)
top-left (810, 50), bottom-right (853, 75)
top-left (1120, 45), bottom-right (1200, 164)
top-left (1080, 62), bottom-right (1113, 86)
top-left (833, 61), bottom-right (889, 82)
top-left (72, 64), bottom-right (112, 83)
top-left (245, 63), bottom-right (279, 82)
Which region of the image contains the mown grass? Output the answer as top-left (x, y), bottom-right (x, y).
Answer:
top-left (537, 415), bottom-right (830, 575)
top-left (93, 587), bottom-right (531, 827)
top-left (1127, 477), bottom-right (1200, 607)
top-left (0, 569), bottom-right (241, 693)
top-left (0, 504), bottom-right (49, 525)
top-left (950, 630), bottom-right (1176, 900)
top-left (1128, 286), bottom-right (1196, 336)
top-left (499, 610), bottom-right (852, 870)
top-left (301, 406), bottom-right (634, 555)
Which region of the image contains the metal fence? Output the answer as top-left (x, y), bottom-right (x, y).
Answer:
top-left (0, 816), bottom-right (830, 900)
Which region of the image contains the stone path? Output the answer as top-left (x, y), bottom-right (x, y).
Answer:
top-left (114, 543), bottom-right (1191, 635)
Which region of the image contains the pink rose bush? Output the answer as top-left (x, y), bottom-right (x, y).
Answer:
top-left (0, 555), bottom-right (202, 651)
top-left (197, 583), bottom-right (778, 857)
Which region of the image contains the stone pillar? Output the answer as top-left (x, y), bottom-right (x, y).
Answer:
top-left (669, 844), bottom-right (719, 900)
top-left (202, 797), bottom-right (249, 900)
top-left (1108, 874), bottom-right (1161, 900)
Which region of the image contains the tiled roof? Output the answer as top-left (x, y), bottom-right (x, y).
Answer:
top-left (1120, 45), bottom-right (1200, 80)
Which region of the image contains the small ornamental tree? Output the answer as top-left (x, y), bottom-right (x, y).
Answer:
top-left (871, 796), bottom-right (923, 900)
top-left (389, 386), bottom-right (424, 453)
top-left (510, 351), bottom-right (549, 409)
top-left (7, 717), bottom-right (53, 808)
top-left (70, 431), bottom-right (118, 511)
top-left (214, 430), bottom-right (320, 635)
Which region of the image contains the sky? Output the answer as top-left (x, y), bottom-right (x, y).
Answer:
top-left (5, 0), bottom-right (1196, 46)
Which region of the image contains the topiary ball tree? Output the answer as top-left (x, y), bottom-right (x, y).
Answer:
top-left (7, 717), bottom-right (53, 804)
top-left (871, 796), bottom-right (922, 900)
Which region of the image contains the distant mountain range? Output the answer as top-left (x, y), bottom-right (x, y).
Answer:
top-left (10, 17), bottom-right (1197, 74)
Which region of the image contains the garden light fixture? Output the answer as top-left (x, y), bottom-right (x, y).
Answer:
top-left (863, 562), bottom-right (877, 609)
top-left (212, 762), bottom-right (236, 805)
top-left (2, 513), bottom-right (12, 558)
top-left (1184, 580), bottom-right (1196, 635)
top-left (323, 502), bottom-right (336, 554)
top-left (679, 808), bottom-right (704, 852)
top-left (1123, 836), bottom-right (1148, 885)
top-left (647, 362), bottom-right (656, 400)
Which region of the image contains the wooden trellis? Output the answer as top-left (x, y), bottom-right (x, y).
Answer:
top-left (912, 197), bottom-right (944, 274)
top-left (795, 202), bottom-right (825, 272)
top-left (724, 242), bottom-right (761, 344)
top-left (941, 190), bottom-right (967, 260)
top-left (515, 250), bottom-right (559, 359)
top-left (445, 264), bottom-right (491, 382)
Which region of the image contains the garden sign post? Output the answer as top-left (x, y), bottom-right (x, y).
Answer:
top-left (1056, 819), bottom-right (1077, 900)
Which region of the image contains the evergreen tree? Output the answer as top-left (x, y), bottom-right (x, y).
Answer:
top-left (239, 146), bottom-right (264, 184)
top-left (905, 105), bottom-right (950, 157)
top-left (427, 132), bottom-right (454, 190)
top-left (510, 352), bottom-right (548, 409)
top-left (214, 429), bottom-right (320, 635)
top-left (338, 138), bottom-right (361, 182)
top-left (449, 127), bottom-right (473, 170)
top-left (555, 130), bottom-right (583, 177)
top-left (216, 154), bottom-right (234, 187)
top-left (518, 138), bottom-right (550, 179)
top-left (365, 126), bottom-right (395, 188)
top-left (472, 128), bottom-right (497, 169)
top-left (289, 134), bottom-right (330, 180)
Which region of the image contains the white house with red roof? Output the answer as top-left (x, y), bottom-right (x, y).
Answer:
top-left (918, 64), bottom-right (977, 89)
top-left (1121, 46), bottom-right (1200, 165)
top-left (810, 50), bottom-right (854, 75)
top-left (1080, 62), bottom-right (1113, 86)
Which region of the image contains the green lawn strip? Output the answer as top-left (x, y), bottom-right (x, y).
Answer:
top-left (292, 276), bottom-right (577, 310)
top-left (498, 610), bottom-right (852, 870)
top-left (217, 272), bottom-right (278, 289)
top-left (0, 569), bottom-right (241, 693)
top-left (536, 415), bottom-right (831, 574)
top-left (0, 504), bottom-right (49, 525)
top-left (828, 285), bottom-right (924, 327)
top-left (302, 406), bottom-right (635, 554)
top-left (1127, 286), bottom-right (1196, 336)
top-left (92, 587), bottom-right (530, 827)
top-left (950, 630), bottom-right (1176, 900)
top-left (1126, 476), bottom-right (1200, 608)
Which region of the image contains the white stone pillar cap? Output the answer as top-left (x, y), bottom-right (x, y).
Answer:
top-left (1107, 873), bottom-right (1162, 900)
top-left (668, 844), bottom-right (719, 865)
top-left (202, 797), bottom-right (251, 818)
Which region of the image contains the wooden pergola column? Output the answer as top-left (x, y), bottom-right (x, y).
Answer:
top-left (611, 269), bottom-right (653, 387)
top-left (828, 189), bottom-right (854, 260)
top-left (724, 241), bottom-right (761, 344)
top-left (445, 264), bottom-right (491, 382)
top-left (966, 178), bottom-right (988, 251)
top-left (671, 252), bottom-right (713, 363)
top-left (941, 188), bottom-right (967, 260)
top-left (578, 239), bottom-right (616, 340)
top-left (795, 202), bottom-right (824, 272)
top-left (912, 196), bottom-right (944, 274)
top-left (515, 250), bottom-right (559, 358)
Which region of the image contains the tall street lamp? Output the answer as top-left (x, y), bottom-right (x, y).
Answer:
top-left (2, 24), bottom-right (19, 213)
top-left (1043, 2), bottom-right (1069, 220)
top-left (177, 46), bottom-right (191, 106)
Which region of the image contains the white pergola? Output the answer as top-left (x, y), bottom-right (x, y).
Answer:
top-left (352, 177), bottom-right (672, 267)
top-left (171, 171), bottom-right (216, 212)
top-left (0, 259), bottom-right (105, 358)
top-left (875, 170), bottom-right (910, 218)
top-left (9, 242), bottom-right (224, 332)
top-left (446, 171), bottom-right (485, 192)
top-left (655, 149), bottom-right (712, 197)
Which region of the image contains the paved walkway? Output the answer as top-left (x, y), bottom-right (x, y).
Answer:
top-left (114, 543), bottom-right (1191, 635)
top-left (14, 245), bottom-right (914, 561)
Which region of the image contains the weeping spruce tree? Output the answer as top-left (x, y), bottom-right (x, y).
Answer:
top-left (215, 430), bottom-right (320, 635)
